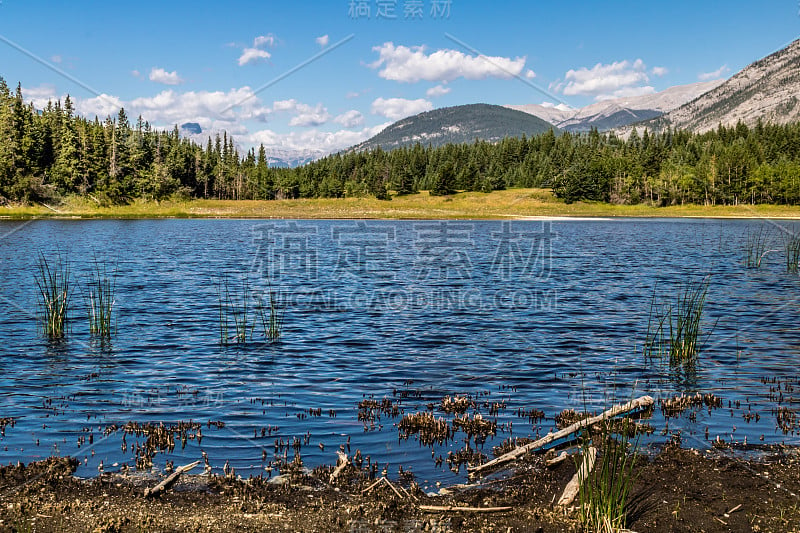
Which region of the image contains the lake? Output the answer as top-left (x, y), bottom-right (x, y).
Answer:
top-left (0, 218), bottom-right (798, 489)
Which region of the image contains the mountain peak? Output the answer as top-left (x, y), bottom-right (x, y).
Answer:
top-left (507, 80), bottom-right (724, 133)
top-left (647, 38), bottom-right (800, 132)
top-left (350, 103), bottom-right (556, 153)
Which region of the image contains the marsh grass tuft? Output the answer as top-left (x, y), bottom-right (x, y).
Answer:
top-left (85, 259), bottom-right (117, 339)
top-left (745, 227), bottom-right (771, 268)
top-left (577, 425), bottom-right (640, 533)
top-left (644, 277), bottom-right (713, 367)
top-left (257, 287), bottom-right (283, 342)
top-left (217, 275), bottom-right (282, 344)
top-left (217, 275), bottom-right (255, 344)
top-left (35, 252), bottom-right (71, 338)
top-left (784, 232), bottom-right (800, 273)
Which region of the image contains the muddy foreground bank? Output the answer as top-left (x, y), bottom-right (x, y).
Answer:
top-left (1, 443), bottom-right (799, 532)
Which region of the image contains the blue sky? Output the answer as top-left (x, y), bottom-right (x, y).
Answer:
top-left (1, 0), bottom-right (798, 156)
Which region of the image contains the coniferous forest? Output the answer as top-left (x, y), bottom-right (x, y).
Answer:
top-left (2, 79), bottom-right (800, 207)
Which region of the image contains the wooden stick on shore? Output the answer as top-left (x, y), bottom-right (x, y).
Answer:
top-left (329, 451), bottom-right (349, 484)
top-left (361, 476), bottom-right (409, 500)
top-left (546, 451), bottom-right (569, 468)
top-left (557, 446), bottom-right (597, 507)
top-left (144, 460), bottom-right (200, 498)
top-left (469, 396), bottom-right (653, 478)
top-left (419, 505), bottom-right (513, 513)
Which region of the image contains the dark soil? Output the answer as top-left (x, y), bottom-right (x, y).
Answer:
top-left (1, 443), bottom-right (799, 532)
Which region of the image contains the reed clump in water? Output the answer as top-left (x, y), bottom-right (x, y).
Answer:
top-left (34, 253), bottom-right (71, 339)
top-left (217, 275), bottom-right (283, 344)
top-left (85, 260), bottom-right (116, 339)
top-left (257, 284), bottom-right (283, 342)
top-left (217, 275), bottom-right (254, 345)
top-left (745, 227), bottom-right (770, 268)
top-left (644, 277), bottom-right (713, 367)
top-left (784, 231), bottom-right (800, 273)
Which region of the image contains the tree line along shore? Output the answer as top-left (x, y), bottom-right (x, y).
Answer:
top-left (2, 79), bottom-right (800, 212)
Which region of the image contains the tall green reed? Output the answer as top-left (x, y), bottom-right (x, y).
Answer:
top-left (784, 232), bottom-right (800, 273)
top-left (218, 275), bottom-right (255, 344)
top-left (258, 286), bottom-right (283, 342)
top-left (745, 227), bottom-right (770, 268)
top-left (85, 260), bottom-right (116, 339)
top-left (644, 277), bottom-right (712, 367)
top-left (34, 253), bottom-right (71, 339)
top-left (577, 424), bottom-right (640, 533)
top-left (218, 274), bottom-right (283, 344)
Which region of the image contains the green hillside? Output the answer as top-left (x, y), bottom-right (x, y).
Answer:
top-left (351, 103), bottom-right (557, 152)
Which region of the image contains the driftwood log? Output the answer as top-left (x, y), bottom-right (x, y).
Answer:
top-left (144, 460), bottom-right (200, 498)
top-left (329, 451), bottom-right (349, 484)
top-left (469, 395), bottom-right (653, 477)
top-left (361, 476), bottom-right (414, 500)
top-left (419, 505), bottom-right (513, 513)
top-left (557, 446), bottom-right (597, 507)
top-left (546, 451), bottom-right (569, 468)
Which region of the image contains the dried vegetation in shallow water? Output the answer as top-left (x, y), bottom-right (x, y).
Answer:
top-left (397, 412), bottom-right (453, 446)
top-left (452, 413), bottom-right (497, 443)
top-left (440, 395), bottom-right (475, 414)
top-left (659, 392), bottom-right (723, 418)
top-left (0, 417), bottom-right (16, 437)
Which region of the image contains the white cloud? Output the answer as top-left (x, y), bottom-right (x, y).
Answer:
top-left (238, 34), bottom-right (277, 66)
top-left (246, 122), bottom-right (390, 154)
top-left (334, 110), bottom-right (364, 128)
top-left (698, 64), bottom-right (729, 81)
top-left (76, 93), bottom-right (125, 119)
top-left (253, 34), bottom-right (277, 48)
top-left (290, 107), bottom-right (330, 127)
top-left (346, 89), bottom-right (372, 99)
top-left (540, 102), bottom-right (574, 111)
top-left (371, 97), bottom-right (433, 120)
top-left (370, 42), bottom-right (526, 83)
top-left (525, 69), bottom-right (536, 79)
top-left (426, 84), bottom-right (451, 97)
top-left (21, 85), bottom-right (59, 109)
top-left (121, 87), bottom-right (271, 125)
top-left (131, 69), bottom-right (141, 78)
top-left (51, 55), bottom-right (62, 64)
top-left (316, 34), bottom-right (330, 47)
top-left (272, 100), bottom-right (298, 112)
top-left (595, 86), bottom-right (656, 101)
top-left (30, 83), bottom-right (382, 156)
top-left (555, 59), bottom-right (651, 101)
top-left (652, 66), bottom-right (668, 77)
top-left (149, 67), bottom-right (185, 85)
top-left (272, 99), bottom-right (331, 127)
top-left (239, 47), bottom-right (271, 66)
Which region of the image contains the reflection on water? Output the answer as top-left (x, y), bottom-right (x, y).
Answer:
top-left (0, 218), bottom-right (799, 487)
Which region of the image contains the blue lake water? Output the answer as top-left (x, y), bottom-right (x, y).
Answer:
top-left (0, 218), bottom-right (798, 489)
